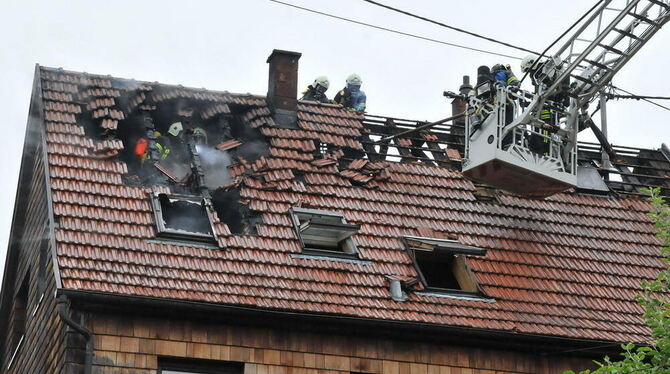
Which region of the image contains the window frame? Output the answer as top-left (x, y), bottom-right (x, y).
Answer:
top-left (290, 207), bottom-right (360, 259)
top-left (158, 358), bottom-right (243, 374)
top-left (404, 235), bottom-right (486, 296)
top-left (150, 192), bottom-right (218, 244)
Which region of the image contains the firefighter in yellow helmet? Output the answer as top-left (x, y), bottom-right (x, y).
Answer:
top-left (301, 76), bottom-right (330, 103)
top-left (333, 73), bottom-right (366, 112)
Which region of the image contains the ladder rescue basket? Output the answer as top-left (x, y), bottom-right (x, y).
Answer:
top-left (462, 84), bottom-right (577, 198)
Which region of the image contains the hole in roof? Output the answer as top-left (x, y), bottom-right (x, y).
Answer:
top-left (608, 172), bottom-right (623, 182)
top-left (211, 189), bottom-right (245, 235)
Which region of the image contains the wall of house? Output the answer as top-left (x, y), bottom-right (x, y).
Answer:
top-left (85, 311), bottom-right (596, 374)
top-left (0, 138), bottom-right (68, 374)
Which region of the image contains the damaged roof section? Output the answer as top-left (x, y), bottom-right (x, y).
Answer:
top-left (40, 58), bottom-right (667, 347)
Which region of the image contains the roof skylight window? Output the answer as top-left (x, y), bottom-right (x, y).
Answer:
top-left (404, 236), bottom-right (486, 295)
top-left (290, 207), bottom-right (360, 258)
top-left (150, 192), bottom-right (216, 243)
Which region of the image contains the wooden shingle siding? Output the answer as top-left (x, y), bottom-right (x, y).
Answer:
top-left (86, 313), bottom-right (595, 374)
top-left (1, 139), bottom-right (67, 374)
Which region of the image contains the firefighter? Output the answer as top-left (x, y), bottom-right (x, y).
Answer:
top-left (134, 137), bottom-right (149, 162)
top-left (521, 55), bottom-right (570, 156)
top-left (192, 127), bottom-right (208, 145)
top-left (166, 122), bottom-right (189, 163)
top-left (155, 133), bottom-right (171, 160)
top-left (491, 64), bottom-right (520, 87)
top-left (301, 76), bottom-right (330, 103)
top-left (490, 64), bottom-right (519, 148)
top-left (134, 132), bottom-right (170, 163)
top-left (333, 73), bottom-right (367, 112)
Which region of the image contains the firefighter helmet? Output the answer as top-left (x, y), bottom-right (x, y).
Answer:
top-left (491, 64), bottom-right (506, 74)
top-left (520, 55), bottom-right (538, 73)
top-left (313, 76), bottom-right (329, 90)
top-left (192, 127), bottom-right (208, 144)
top-left (346, 73), bottom-right (362, 86)
top-left (167, 122), bottom-right (183, 137)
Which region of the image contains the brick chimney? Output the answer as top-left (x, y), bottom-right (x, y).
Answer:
top-left (266, 49), bottom-right (302, 128)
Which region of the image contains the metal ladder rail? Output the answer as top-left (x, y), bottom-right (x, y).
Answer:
top-left (548, 0), bottom-right (638, 79)
top-left (542, 0), bottom-right (668, 100)
top-left (569, 0), bottom-right (670, 100)
top-left (545, 0), bottom-right (646, 96)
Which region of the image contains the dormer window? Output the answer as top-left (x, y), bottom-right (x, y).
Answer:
top-left (290, 207), bottom-right (360, 258)
top-left (150, 193), bottom-right (216, 243)
top-left (404, 236), bottom-right (486, 296)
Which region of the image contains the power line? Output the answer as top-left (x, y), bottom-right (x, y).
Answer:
top-left (266, 0), bottom-right (523, 60)
top-left (607, 94), bottom-right (670, 101)
top-left (360, 0), bottom-right (540, 56)
top-left (611, 85), bottom-right (670, 112)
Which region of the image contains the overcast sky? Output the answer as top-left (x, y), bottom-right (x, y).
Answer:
top-left (1, 0), bottom-right (668, 284)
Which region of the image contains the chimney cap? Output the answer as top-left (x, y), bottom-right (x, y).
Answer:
top-left (267, 49), bottom-right (302, 63)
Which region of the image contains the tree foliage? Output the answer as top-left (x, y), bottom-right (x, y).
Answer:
top-left (567, 189), bottom-right (670, 374)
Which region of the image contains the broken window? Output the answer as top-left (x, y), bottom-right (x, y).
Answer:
top-left (404, 236), bottom-right (486, 294)
top-left (150, 193), bottom-right (216, 242)
top-left (290, 207), bottom-right (360, 258)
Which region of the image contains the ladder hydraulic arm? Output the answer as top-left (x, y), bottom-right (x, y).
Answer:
top-left (542, 0), bottom-right (670, 108)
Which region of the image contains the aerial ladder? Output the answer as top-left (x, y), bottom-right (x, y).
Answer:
top-left (461, 0), bottom-right (670, 197)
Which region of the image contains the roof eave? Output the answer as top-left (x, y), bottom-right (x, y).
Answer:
top-left (59, 288), bottom-right (625, 359)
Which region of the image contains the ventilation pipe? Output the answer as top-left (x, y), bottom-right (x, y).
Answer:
top-left (266, 49), bottom-right (302, 128)
top-left (450, 76), bottom-right (472, 150)
top-left (388, 278), bottom-right (408, 302)
top-left (476, 65), bottom-right (492, 86)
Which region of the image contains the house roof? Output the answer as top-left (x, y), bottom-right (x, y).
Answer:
top-left (36, 66), bottom-right (667, 345)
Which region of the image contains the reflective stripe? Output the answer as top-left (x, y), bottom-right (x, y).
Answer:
top-left (156, 143), bottom-right (171, 160)
top-left (540, 109), bottom-right (551, 120)
top-left (507, 76), bottom-right (518, 84)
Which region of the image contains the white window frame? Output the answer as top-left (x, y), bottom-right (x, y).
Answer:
top-left (290, 207), bottom-right (360, 259)
top-left (404, 235), bottom-right (486, 296)
top-left (150, 192), bottom-right (217, 243)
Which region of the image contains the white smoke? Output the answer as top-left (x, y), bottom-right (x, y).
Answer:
top-left (195, 144), bottom-right (232, 189)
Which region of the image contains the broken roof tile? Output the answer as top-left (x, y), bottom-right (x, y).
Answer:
top-left (201, 103), bottom-right (231, 119)
top-left (92, 107), bottom-right (125, 120)
top-left (446, 148), bottom-right (462, 160)
top-left (101, 118), bottom-right (118, 131)
top-left (311, 158), bottom-right (337, 167)
top-left (80, 87), bottom-right (121, 98)
top-left (216, 139), bottom-right (243, 151)
top-left (347, 159), bottom-right (369, 170)
top-left (86, 97), bottom-right (115, 110)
